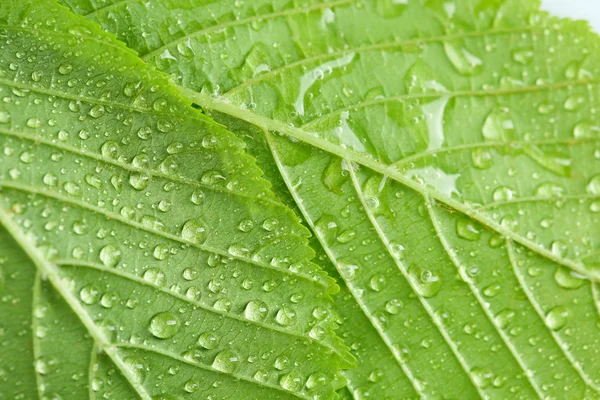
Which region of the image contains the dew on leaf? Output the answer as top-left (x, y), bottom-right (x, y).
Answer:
top-left (149, 312), bottom-right (181, 339)
top-left (79, 285), bottom-right (100, 305)
top-left (99, 245), bottom-right (121, 268)
top-left (276, 306), bottom-right (297, 326)
top-left (197, 332), bottom-right (218, 349)
top-left (143, 268), bottom-right (166, 286)
top-left (554, 266), bottom-right (585, 289)
top-left (456, 217), bottom-right (482, 241)
top-left (181, 219), bottom-right (207, 244)
top-left (212, 350), bottom-right (240, 373)
top-left (244, 300), bottom-right (269, 322)
top-left (545, 306), bottom-right (569, 331)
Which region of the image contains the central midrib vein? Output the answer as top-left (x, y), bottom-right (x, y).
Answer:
top-left (180, 87), bottom-right (594, 281)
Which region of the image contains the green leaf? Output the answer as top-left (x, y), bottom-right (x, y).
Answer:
top-left (0, 1), bottom-right (353, 399)
top-left (67, 0), bottom-right (600, 397)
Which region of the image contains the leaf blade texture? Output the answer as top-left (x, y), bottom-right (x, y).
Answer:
top-left (65, 0), bottom-right (600, 398)
top-left (0, 1), bottom-right (353, 399)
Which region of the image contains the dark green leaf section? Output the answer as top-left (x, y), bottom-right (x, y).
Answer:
top-left (0, 1), bottom-right (353, 399)
top-left (67, 0), bottom-right (600, 397)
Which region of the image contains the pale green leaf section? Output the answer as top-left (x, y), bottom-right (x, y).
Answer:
top-left (67, 0), bottom-right (600, 397)
top-left (0, 1), bottom-right (353, 399)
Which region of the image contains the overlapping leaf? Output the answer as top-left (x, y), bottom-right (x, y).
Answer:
top-left (0, 2), bottom-right (353, 399)
top-left (67, 0), bottom-right (600, 398)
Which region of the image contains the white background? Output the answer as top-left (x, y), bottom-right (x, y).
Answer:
top-left (542, 0), bottom-right (600, 32)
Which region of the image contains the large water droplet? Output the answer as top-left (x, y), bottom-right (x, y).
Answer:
top-left (554, 266), bottom-right (585, 289)
top-left (587, 175), bottom-right (600, 195)
top-left (545, 306), bottom-right (569, 331)
top-left (149, 312), bottom-right (181, 339)
top-left (181, 219), bottom-right (207, 244)
top-left (408, 267), bottom-right (441, 298)
top-left (197, 332), bottom-right (218, 349)
top-left (244, 300), bottom-right (269, 322)
top-left (212, 350), bottom-right (240, 373)
top-left (99, 245), bottom-right (121, 268)
top-left (482, 108), bottom-right (515, 141)
top-left (456, 217), bottom-right (482, 241)
top-left (276, 306), bottom-right (297, 326)
top-left (79, 285), bottom-right (100, 305)
top-left (444, 42), bottom-right (483, 75)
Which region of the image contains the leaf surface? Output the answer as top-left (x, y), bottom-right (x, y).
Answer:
top-left (0, 2), bottom-right (352, 399)
top-left (66, 0), bottom-right (600, 397)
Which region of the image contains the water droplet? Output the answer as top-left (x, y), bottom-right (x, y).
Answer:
top-left (149, 312), bottom-right (181, 339)
top-left (99, 245), bottom-right (121, 268)
top-left (129, 173), bottom-right (149, 191)
top-left (182, 267), bottom-right (199, 281)
top-left (89, 105), bottom-right (105, 119)
top-left (100, 292), bottom-right (118, 308)
top-left (58, 63), bottom-right (73, 75)
top-left (554, 266), bottom-right (585, 289)
top-left (254, 369), bottom-right (269, 382)
top-left (369, 274), bottom-right (386, 292)
top-left (214, 298), bottom-right (232, 312)
top-left (184, 380), bottom-right (199, 393)
top-left (444, 42), bottom-right (483, 75)
top-left (535, 182), bottom-right (565, 197)
top-left (511, 48), bottom-right (534, 65)
top-left (276, 306), bottom-right (297, 326)
top-left (408, 267), bottom-right (441, 298)
top-left (471, 148), bottom-right (493, 169)
top-left (456, 217), bottom-right (482, 241)
top-left (574, 122), bottom-right (600, 138)
top-left (244, 300), bottom-right (269, 322)
top-left (338, 258), bottom-right (359, 281)
top-left (385, 299), bottom-right (403, 314)
top-left (545, 306), bottom-right (569, 331)
top-left (471, 367), bottom-right (493, 388)
top-left (26, 118), bottom-right (41, 128)
top-left (64, 182), bottom-right (81, 196)
top-left (483, 283), bottom-right (501, 297)
top-left (495, 309), bottom-right (516, 329)
top-left (551, 240), bottom-right (568, 258)
top-left (197, 332), bottom-right (218, 349)
top-left (238, 219), bottom-right (254, 232)
top-left (279, 372), bottom-right (304, 392)
top-left (564, 95), bottom-right (584, 111)
top-left (191, 190), bottom-right (205, 205)
top-left (212, 350), bottom-right (239, 373)
top-left (85, 173), bottom-right (102, 189)
top-left (336, 229), bottom-right (356, 243)
top-left (307, 372), bottom-right (329, 389)
top-left (101, 141), bottom-right (119, 159)
top-left (587, 175), bottom-right (600, 195)
top-left (262, 218), bottom-right (278, 231)
top-left (43, 173), bottom-right (58, 187)
top-left (0, 111), bottom-right (11, 124)
top-left (143, 268), bottom-right (166, 286)
top-left (482, 108), bottom-right (515, 141)
top-left (181, 219), bottom-right (207, 244)
top-left (79, 285), bottom-right (100, 305)
top-left (19, 151), bottom-right (34, 164)
top-left (492, 186), bottom-right (516, 202)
